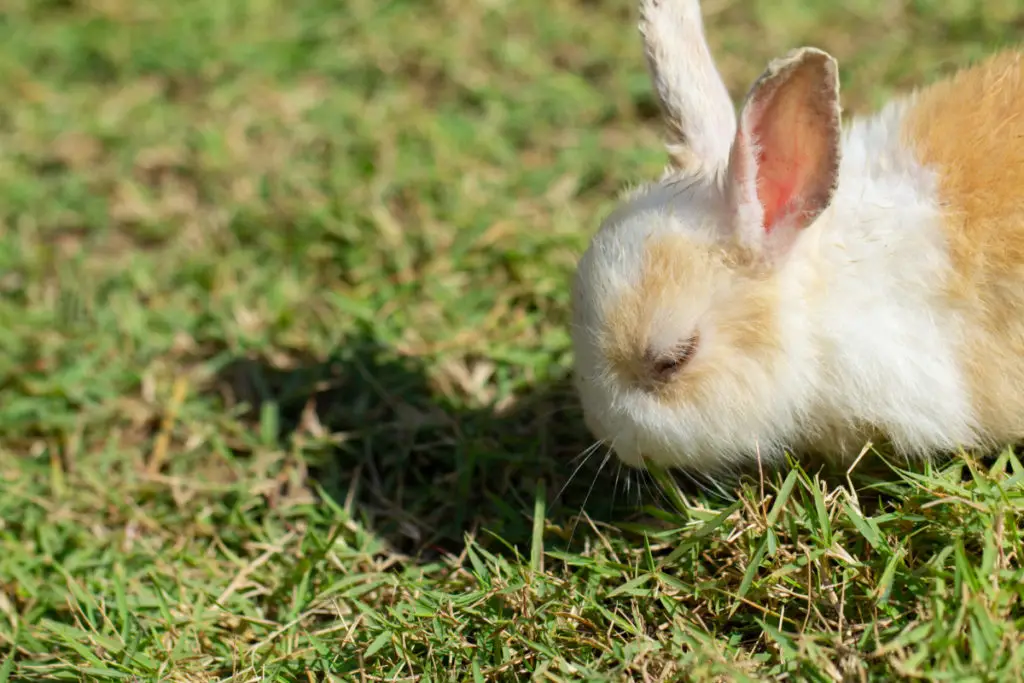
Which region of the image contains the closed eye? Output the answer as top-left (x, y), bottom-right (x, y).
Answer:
top-left (649, 334), bottom-right (700, 383)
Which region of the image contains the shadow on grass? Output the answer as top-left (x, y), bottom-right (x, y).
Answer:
top-left (208, 329), bottom-right (651, 561)
top-left (208, 329), bottom-right (986, 565)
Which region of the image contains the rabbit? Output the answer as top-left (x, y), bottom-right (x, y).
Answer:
top-left (570, 0), bottom-right (1024, 475)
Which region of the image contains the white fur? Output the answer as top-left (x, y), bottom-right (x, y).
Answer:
top-left (570, 2), bottom-right (978, 472)
top-left (789, 100), bottom-right (976, 456)
top-left (638, 0), bottom-right (736, 172)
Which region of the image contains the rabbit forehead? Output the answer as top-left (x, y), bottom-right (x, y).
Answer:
top-left (599, 230), bottom-right (718, 361)
top-left (596, 229), bottom-right (781, 399)
top-left (903, 49), bottom-right (1024, 437)
top-left (574, 180), bottom-right (721, 318)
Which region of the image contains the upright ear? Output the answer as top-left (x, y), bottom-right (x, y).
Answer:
top-left (726, 48), bottom-right (842, 259)
top-left (639, 0), bottom-right (736, 174)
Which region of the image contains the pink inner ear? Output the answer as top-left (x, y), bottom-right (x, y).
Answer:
top-left (730, 51), bottom-right (841, 246)
top-left (754, 123), bottom-right (808, 233)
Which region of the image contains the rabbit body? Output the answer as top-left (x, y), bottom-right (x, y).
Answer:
top-left (571, 0), bottom-right (1024, 472)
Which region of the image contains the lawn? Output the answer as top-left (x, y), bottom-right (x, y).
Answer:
top-left (2, 0), bottom-right (1024, 680)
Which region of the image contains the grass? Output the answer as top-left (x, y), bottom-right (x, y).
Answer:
top-left (2, 0), bottom-right (1024, 679)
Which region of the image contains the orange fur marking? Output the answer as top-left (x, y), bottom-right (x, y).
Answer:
top-left (601, 234), bottom-right (780, 404)
top-left (903, 50), bottom-right (1024, 442)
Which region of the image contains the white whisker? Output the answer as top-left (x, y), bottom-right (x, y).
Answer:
top-left (569, 445), bottom-right (613, 547)
top-left (556, 440), bottom-right (604, 503)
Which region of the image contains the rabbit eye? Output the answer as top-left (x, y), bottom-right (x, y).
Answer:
top-left (648, 334), bottom-right (699, 383)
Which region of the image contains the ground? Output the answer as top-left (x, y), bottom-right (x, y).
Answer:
top-left (2, 0), bottom-right (1024, 680)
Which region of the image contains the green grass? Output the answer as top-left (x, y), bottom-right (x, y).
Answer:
top-left (3, 0), bottom-right (1024, 679)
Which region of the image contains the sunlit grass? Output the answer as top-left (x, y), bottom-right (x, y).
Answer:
top-left (2, 0), bottom-right (1023, 679)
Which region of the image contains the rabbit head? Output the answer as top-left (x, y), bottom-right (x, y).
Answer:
top-left (571, 0), bottom-right (843, 472)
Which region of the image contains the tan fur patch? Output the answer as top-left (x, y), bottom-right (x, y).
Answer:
top-left (903, 51), bottom-right (1024, 442)
top-left (601, 234), bottom-right (780, 404)
top-left (601, 234), bottom-right (712, 387)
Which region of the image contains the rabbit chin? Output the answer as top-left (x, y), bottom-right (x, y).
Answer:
top-left (575, 372), bottom-right (800, 474)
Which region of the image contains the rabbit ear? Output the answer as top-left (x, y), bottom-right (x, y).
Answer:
top-left (639, 0), bottom-right (737, 173)
top-left (726, 48), bottom-right (842, 258)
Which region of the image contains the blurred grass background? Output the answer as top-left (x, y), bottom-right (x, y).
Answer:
top-left (2, 0), bottom-right (1024, 679)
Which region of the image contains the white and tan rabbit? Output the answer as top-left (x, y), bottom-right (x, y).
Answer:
top-left (571, 0), bottom-right (1024, 473)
